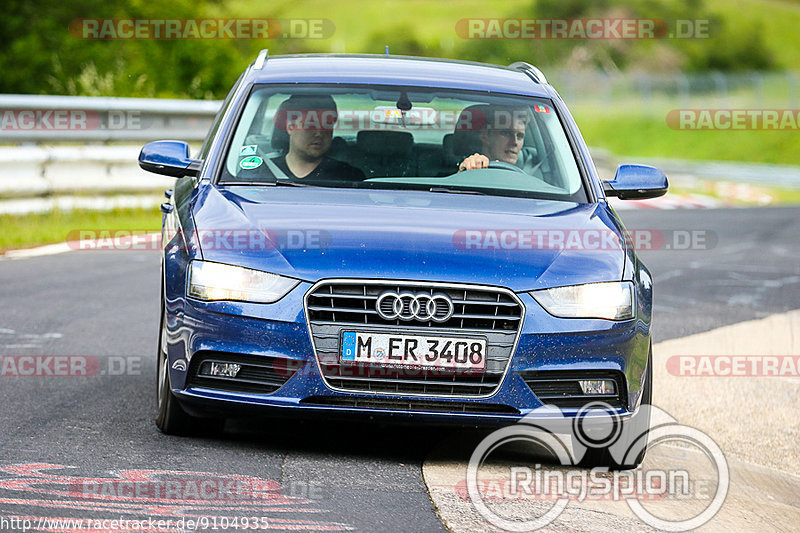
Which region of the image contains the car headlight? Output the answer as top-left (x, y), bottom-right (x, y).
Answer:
top-left (188, 261), bottom-right (299, 303)
top-left (531, 281), bottom-right (635, 320)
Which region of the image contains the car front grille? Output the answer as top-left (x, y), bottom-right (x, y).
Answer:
top-left (305, 280), bottom-right (524, 397)
top-left (186, 351), bottom-right (301, 394)
top-left (519, 370), bottom-right (627, 409)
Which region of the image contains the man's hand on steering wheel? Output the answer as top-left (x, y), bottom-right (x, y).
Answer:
top-left (458, 153), bottom-right (490, 172)
top-left (458, 154), bottom-right (527, 174)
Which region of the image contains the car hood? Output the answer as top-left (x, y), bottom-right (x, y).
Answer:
top-left (191, 185), bottom-right (626, 292)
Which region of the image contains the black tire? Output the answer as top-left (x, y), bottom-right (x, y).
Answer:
top-left (578, 344), bottom-right (653, 470)
top-left (155, 304), bottom-right (196, 435)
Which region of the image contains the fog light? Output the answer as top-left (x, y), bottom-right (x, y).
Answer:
top-left (206, 362), bottom-right (241, 378)
top-left (579, 379), bottom-right (616, 395)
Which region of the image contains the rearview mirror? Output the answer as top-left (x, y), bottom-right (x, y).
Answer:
top-left (603, 164), bottom-right (668, 200)
top-left (371, 106), bottom-right (438, 126)
top-left (139, 140), bottom-right (201, 177)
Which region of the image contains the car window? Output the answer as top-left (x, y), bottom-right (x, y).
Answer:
top-left (219, 84), bottom-right (586, 202)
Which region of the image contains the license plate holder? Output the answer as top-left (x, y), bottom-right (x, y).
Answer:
top-left (340, 331), bottom-right (487, 371)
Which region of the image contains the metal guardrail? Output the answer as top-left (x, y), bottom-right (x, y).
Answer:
top-left (0, 145), bottom-right (177, 197)
top-left (0, 94), bottom-right (222, 142)
top-left (549, 70), bottom-right (800, 108)
top-left (2, 71), bottom-right (798, 142)
top-left (0, 92), bottom-right (798, 202)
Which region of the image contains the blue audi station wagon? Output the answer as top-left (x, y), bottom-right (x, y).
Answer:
top-left (140, 52), bottom-right (667, 467)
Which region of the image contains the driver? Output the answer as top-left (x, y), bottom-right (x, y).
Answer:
top-left (457, 105), bottom-right (532, 172)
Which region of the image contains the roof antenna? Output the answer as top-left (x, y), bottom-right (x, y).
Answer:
top-left (385, 45), bottom-right (389, 56)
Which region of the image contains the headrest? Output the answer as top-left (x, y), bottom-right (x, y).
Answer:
top-left (356, 131), bottom-right (413, 155)
top-left (451, 104), bottom-right (489, 157)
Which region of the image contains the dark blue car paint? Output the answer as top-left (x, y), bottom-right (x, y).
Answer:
top-left (159, 55), bottom-right (655, 425)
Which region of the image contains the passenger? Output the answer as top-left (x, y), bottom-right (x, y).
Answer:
top-left (243, 95), bottom-right (364, 181)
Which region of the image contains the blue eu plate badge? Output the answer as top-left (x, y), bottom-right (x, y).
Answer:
top-left (341, 331), bottom-right (356, 361)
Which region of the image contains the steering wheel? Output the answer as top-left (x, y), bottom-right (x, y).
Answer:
top-left (488, 160), bottom-right (527, 174)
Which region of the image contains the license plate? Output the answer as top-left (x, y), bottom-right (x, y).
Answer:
top-left (340, 331), bottom-right (486, 371)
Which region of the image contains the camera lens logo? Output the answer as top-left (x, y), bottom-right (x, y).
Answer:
top-left (376, 291), bottom-right (455, 323)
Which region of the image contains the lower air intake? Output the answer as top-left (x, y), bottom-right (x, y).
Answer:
top-left (186, 351), bottom-right (300, 394)
top-left (300, 396), bottom-right (519, 414)
top-left (519, 370), bottom-right (627, 409)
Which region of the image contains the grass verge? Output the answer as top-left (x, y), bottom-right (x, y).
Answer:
top-left (0, 207), bottom-right (161, 252)
top-left (573, 106), bottom-right (800, 166)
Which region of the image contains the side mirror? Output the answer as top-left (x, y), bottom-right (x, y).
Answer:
top-left (139, 140), bottom-right (201, 177)
top-left (603, 164), bottom-right (668, 200)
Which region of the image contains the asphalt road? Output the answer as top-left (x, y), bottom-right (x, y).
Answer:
top-left (626, 206), bottom-right (800, 341)
top-left (0, 206), bottom-right (797, 532)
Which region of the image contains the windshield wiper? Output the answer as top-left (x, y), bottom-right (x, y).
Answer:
top-left (270, 179), bottom-right (317, 187)
top-left (242, 178), bottom-right (317, 187)
top-left (429, 187), bottom-right (486, 196)
top-left (219, 179), bottom-right (316, 187)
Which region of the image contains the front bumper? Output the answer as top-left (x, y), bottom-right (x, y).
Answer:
top-left (165, 281), bottom-right (651, 426)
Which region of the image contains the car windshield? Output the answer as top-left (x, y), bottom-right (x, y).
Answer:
top-left (219, 84), bottom-right (587, 202)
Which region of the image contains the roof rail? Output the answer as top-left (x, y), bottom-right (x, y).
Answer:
top-left (253, 49), bottom-right (269, 70)
top-left (508, 62), bottom-right (548, 84)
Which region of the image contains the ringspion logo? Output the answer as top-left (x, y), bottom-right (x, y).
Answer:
top-left (466, 404), bottom-right (729, 531)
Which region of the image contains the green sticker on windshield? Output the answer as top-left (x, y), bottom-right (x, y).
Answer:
top-left (239, 156), bottom-right (263, 170)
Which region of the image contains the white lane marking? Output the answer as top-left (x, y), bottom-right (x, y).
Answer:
top-left (1, 233), bottom-right (161, 260)
top-left (0, 330), bottom-right (64, 350)
top-left (1, 242), bottom-right (73, 260)
top-left (2, 344), bottom-right (39, 349)
top-left (18, 333), bottom-right (63, 339)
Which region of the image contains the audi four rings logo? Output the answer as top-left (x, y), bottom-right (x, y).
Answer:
top-left (375, 291), bottom-right (455, 322)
